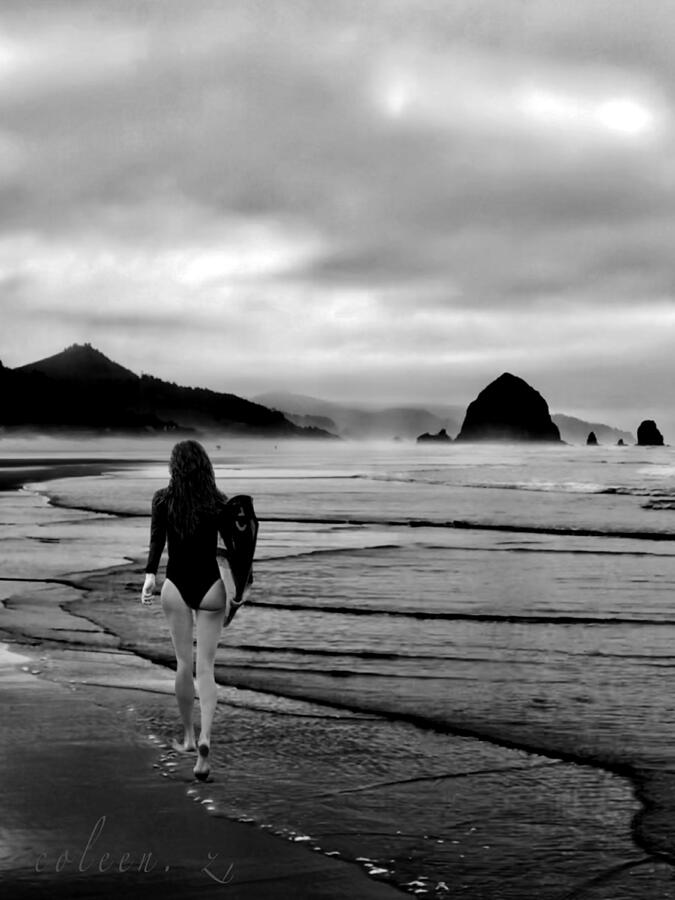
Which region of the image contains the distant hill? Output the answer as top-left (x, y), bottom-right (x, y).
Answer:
top-left (15, 343), bottom-right (137, 382)
top-left (552, 414), bottom-right (634, 445)
top-left (286, 412), bottom-right (339, 432)
top-left (254, 391), bottom-right (461, 440)
top-left (420, 403), bottom-right (467, 423)
top-left (0, 344), bottom-right (334, 438)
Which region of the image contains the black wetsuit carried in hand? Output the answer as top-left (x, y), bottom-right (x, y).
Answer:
top-left (145, 488), bottom-right (231, 610)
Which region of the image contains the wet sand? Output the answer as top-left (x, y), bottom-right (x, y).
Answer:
top-left (0, 458), bottom-right (153, 492)
top-left (2, 558), bottom-right (675, 898)
top-left (0, 643), bottom-right (407, 899)
top-left (4, 458), bottom-right (675, 897)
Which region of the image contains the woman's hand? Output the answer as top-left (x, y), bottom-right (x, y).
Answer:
top-left (141, 573), bottom-right (156, 606)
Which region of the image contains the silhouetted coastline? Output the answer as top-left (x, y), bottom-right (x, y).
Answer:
top-left (1, 345), bottom-right (336, 440)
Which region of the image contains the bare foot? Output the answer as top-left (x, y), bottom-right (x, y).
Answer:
top-left (193, 743), bottom-right (210, 781)
top-left (172, 737), bottom-right (197, 754)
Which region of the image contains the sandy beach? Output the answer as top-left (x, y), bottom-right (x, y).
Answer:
top-left (0, 642), bottom-right (414, 899)
top-left (3, 449), bottom-right (675, 898)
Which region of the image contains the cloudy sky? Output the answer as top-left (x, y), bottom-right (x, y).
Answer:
top-left (1, 0), bottom-right (674, 432)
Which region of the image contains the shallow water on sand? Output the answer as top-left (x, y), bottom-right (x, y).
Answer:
top-left (26, 441), bottom-right (675, 763)
top-left (4, 439), bottom-right (675, 896)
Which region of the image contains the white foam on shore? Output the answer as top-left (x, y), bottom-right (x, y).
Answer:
top-left (0, 643), bottom-right (42, 685)
top-left (0, 643), bottom-right (33, 669)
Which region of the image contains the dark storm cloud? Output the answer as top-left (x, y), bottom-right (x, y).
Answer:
top-left (1, 0), bottom-right (674, 431)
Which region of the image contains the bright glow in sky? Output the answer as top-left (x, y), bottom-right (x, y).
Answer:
top-left (1, 0), bottom-right (675, 434)
top-left (383, 80), bottom-right (414, 118)
top-left (597, 98), bottom-right (655, 135)
top-left (520, 88), bottom-right (657, 138)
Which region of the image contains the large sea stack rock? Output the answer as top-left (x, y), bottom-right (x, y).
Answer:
top-left (456, 373), bottom-right (561, 443)
top-left (637, 420), bottom-right (664, 446)
top-left (586, 431), bottom-right (598, 446)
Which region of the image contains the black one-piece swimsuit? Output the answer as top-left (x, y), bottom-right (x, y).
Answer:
top-left (145, 488), bottom-right (229, 610)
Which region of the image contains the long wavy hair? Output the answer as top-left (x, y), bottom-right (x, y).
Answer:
top-left (165, 440), bottom-right (224, 538)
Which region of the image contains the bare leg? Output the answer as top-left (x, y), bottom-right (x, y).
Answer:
top-left (194, 579), bottom-right (227, 778)
top-left (161, 578), bottom-right (196, 751)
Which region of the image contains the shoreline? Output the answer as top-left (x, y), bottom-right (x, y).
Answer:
top-left (73, 565), bottom-right (666, 863)
top-left (3, 459), bottom-right (675, 895)
top-left (0, 642), bottom-right (406, 899)
top-left (4, 553), bottom-right (671, 897)
top-left (0, 458), bottom-right (156, 493)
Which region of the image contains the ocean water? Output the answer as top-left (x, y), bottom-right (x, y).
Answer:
top-left (9, 438), bottom-right (675, 895)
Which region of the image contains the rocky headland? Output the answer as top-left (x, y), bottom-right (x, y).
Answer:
top-left (0, 344), bottom-right (335, 440)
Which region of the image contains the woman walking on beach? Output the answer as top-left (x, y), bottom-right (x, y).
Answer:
top-left (140, 440), bottom-right (257, 781)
